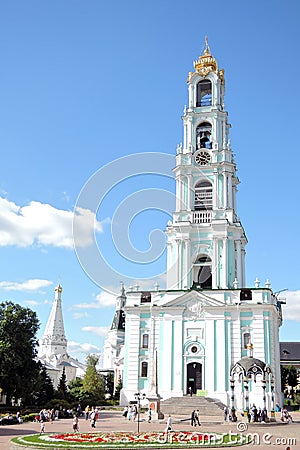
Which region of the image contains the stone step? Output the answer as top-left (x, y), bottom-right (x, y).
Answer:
top-left (160, 396), bottom-right (224, 417)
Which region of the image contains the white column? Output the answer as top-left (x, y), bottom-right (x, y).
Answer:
top-left (183, 238), bottom-right (191, 289)
top-left (216, 318), bottom-right (226, 393)
top-left (187, 174), bottom-right (192, 211)
top-left (166, 241), bottom-right (175, 290)
top-left (175, 238), bottom-right (182, 289)
top-left (187, 118), bottom-right (192, 151)
top-left (241, 248), bottom-right (246, 287)
top-left (236, 240), bottom-right (242, 288)
top-left (184, 123), bottom-right (187, 151)
top-left (213, 169), bottom-right (218, 210)
top-left (160, 318), bottom-right (173, 395)
top-left (188, 84), bottom-right (193, 108)
top-left (173, 316), bottom-right (183, 395)
top-left (223, 172), bottom-right (227, 209)
top-left (223, 237), bottom-right (228, 288)
top-left (212, 238), bottom-right (218, 288)
top-left (205, 319), bottom-right (215, 393)
top-left (228, 174), bottom-right (233, 209)
top-left (176, 177), bottom-right (180, 211)
top-left (125, 313), bottom-right (140, 392)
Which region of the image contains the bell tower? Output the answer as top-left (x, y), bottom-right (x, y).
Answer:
top-left (166, 38), bottom-right (247, 290)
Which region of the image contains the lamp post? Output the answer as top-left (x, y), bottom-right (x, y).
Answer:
top-left (230, 376), bottom-right (237, 422)
top-left (244, 376), bottom-right (249, 417)
top-left (134, 392), bottom-right (146, 432)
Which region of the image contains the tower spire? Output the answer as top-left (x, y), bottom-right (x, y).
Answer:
top-left (40, 282), bottom-right (67, 359)
top-left (204, 35), bottom-right (210, 55)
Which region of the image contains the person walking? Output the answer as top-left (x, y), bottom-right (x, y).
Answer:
top-left (147, 408), bottom-right (152, 423)
top-left (190, 410), bottom-right (196, 426)
top-left (40, 420), bottom-right (45, 433)
top-left (165, 415), bottom-right (173, 432)
top-left (194, 409), bottom-right (201, 426)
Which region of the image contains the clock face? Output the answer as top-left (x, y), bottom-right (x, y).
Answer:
top-left (195, 150), bottom-right (211, 166)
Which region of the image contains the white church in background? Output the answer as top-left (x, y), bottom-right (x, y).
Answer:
top-left (103, 40), bottom-right (282, 414)
top-left (38, 283), bottom-right (86, 389)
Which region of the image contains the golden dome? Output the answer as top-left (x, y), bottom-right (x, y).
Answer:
top-left (188, 37), bottom-right (224, 83)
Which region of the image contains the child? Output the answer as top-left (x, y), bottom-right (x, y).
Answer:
top-left (72, 415), bottom-right (79, 432)
top-left (40, 420), bottom-right (45, 433)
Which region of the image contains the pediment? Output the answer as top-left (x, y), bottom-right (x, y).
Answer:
top-left (160, 290), bottom-right (224, 313)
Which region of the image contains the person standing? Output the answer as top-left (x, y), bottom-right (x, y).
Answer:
top-left (224, 406), bottom-right (228, 422)
top-left (147, 408), bottom-right (152, 423)
top-left (90, 410), bottom-right (96, 428)
top-left (85, 405), bottom-right (90, 420)
top-left (72, 415), bottom-right (79, 432)
top-left (122, 406), bottom-right (128, 419)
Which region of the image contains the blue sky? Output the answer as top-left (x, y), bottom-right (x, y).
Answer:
top-left (0, 0), bottom-right (299, 363)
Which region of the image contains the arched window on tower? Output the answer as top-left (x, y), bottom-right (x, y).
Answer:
top-left (142, 333), bottom-right (149, 348)
top-left (194, 181), bottom-right (213, 210)
top-left (196, 79), bottom-right (212, 107)
top-left (196, 122), bottom-right (212, 149)
top-left (243, 332), bottom-right (251, 349)
top-left (141, 361), bottom-right (148, 377)
top-left (196, 255), bottom-right (212, 289)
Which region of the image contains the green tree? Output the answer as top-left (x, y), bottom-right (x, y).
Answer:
top-left (114, 374), bottom-right (123, 401)
top-left (286, 365), bottom-right (298, 397)
top-left (68, 377), bottom-right (84, 403)
top-left (36, 364), bottom-right (55, 405)
top-left (56, 366), bottom-right (69, 400)
top-left (0, 301), bottom-right (40, 405)
top-left (82, 355), bottom-right (105, 404)
top-left (105, 372), bottom-right (114, 398)
top-left (281, 365), bottom-right (289, 393)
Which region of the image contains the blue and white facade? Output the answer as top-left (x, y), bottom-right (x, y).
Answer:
top-left (106, 41), bottom-right (282, 412)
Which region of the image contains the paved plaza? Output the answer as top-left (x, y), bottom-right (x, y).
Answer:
top-left (0, 410), bottom-right (299, 449)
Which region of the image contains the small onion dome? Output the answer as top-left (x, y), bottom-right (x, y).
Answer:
top-left (194, 37), bottom-right (218, 74)
top-left (55, 284), bottom-right (63, 293)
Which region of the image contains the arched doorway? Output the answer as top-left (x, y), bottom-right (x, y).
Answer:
top-left (187, 362), bottom-right (202, 394)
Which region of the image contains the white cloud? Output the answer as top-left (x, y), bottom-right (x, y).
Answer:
top-left (68, 340), bottom-right (101, 355)
top-left (281, 290), bottom-right (300, 322)
top-left (82, 326), bottom-right (109, 337)
top-left (0, 196), bottom-right (103, 249)
top-left (75, 291), bottom-right (116, 309)
top-left (0, 278), bottom-right (52, 292)
top-left (24, 299), bottom-right (39, 306)
top-left (72, 311), bottom-right (91, 320)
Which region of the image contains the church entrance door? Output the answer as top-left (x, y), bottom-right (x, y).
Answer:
top-left (187, 362), bottom-right (202, 394)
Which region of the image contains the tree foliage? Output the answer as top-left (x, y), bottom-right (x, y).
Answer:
top-left (0, 301), bottom-right (40, 405)
top-left (105, 372), bottom-right (114, 398)
top-left (114, 374), bottom-right (122, 401)
top-left (82, 355), bottom-right (105, 404)
top-left (36, 364), bottom-right (55, 405)
top-left (281, 365), bottom-right (299, 397)
top-left (56, 366), bottom-right (69, 400)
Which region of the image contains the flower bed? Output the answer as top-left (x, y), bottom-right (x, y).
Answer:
top-left (12, 431), bottom-right (246, 448)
